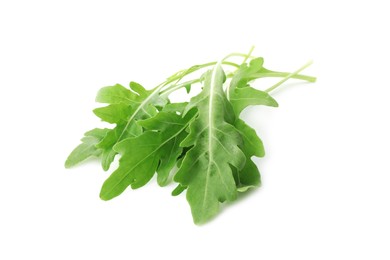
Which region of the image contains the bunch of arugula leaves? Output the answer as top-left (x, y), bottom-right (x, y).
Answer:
top-left (65, 47), bottom-right (316, 224)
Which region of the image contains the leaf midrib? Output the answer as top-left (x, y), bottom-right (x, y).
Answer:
top-left (203, 64), bottom-right (219, 210)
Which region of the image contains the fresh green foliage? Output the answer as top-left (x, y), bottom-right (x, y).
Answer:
top-left (65, 128), bottom-right (110, 168)
top-left (174, 64), bottom-right (246, 224)
top-left (100, 106), bottom-right (196, 200)
top-left (93, 82), bottom-right (166, 171)
top-left (66, 48), bottom-right (316, 224)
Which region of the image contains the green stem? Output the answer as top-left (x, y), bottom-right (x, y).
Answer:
top-left (157, 54), bottom-right (316, 97)
top-left (159, 49), bottom-right (258, 97)
top-left (242, 46), bottom-right (255, 64)
top-left (265, 60), bottom-right (315, 93)
top-left (252, 72), bottom-right (316, 82)
top-left (160, 79), bottom-right (201, 97)
top-left (223, 52), bottom-right (256, 61)
top-left (226, 46), bottom-right (256, 100)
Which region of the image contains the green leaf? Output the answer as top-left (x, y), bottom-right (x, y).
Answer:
top-left (95, 84), bottom-right (139, 105)
top-left (139, 105), bottom-right (193, 186)
top-left (235, 119), bottom-right (264, 157)
top-left (174, 63), bottom-right (246, 224)
top-left (228, 86), bottom-right (276, 189)
top-left (65, 128), bottom-right (110, 168)
top-left (65, 50), bottom-right (316, 225)
top-left (228, 57), bottom-right (264, 95)
top-left (99, 109), bottom-right (196, 201)
top-left (172, 184), bottom-right (187, 196)
top-left (161, 102), bottom-right (188, 114)
top-left (94, 82), bottom-right (167, 171)
top-left (228, 58), bottom-right (280, 191)
top-left (233, 119), bottom-right (264, 191)
top-left (184, 84), bottom-right (191, 93)
top-left (228, 58), bottom-right (278, 115)
top-left (230, 87), bottom-right (278, 115)
top-left (93, 103), bottom-right (133, 124)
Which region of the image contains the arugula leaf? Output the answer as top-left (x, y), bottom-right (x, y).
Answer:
top-left (95, 83), bottom-right (139, 104)
top-left (228, 59), bottom-right (280, 191)
top-left (229, 57), bottom-right (315, 98)
top-left (93, 82), bottom-right (166, 171)
top-left (229, 58), bottom-right (278, 114)
top-left (233, 119), bottom-right (264, 191)
top-left (65, 128), bottom-right (110, 168)
top-left (228, 57), bottom-right (265, 95)
top-left (174, 63), bottom-right (246, 224)
top-left (93, 103), bottom-right (133, 124)
top-left (171, 184), bottom-right (186, 196)
top-left (230, 86), bottom-right (278, 115)
top-left (99, 107), bottom-right (196, 200)
top-left (66, 49), bottom-right (316, 225)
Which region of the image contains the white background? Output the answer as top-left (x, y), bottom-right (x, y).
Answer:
top-left (1, 0), bottom-right (389, 259)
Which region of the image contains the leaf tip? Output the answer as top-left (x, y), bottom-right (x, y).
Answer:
top-left (192, 214), bottom-right (212, 226)
top-left (171, 184), bottom-right (186, 196)
top-left (267, 94), bottom-right (279, 107)
top-left (64, 155), bottom-right (77, 169)
top-left (101, 163), bottom-right (110, 172)
top-left (64, 160), bottom-right (72, 169)
top-left (99, 190), bottom-right (111, 201)
top-left (157, 178), bottom-right (168, 187)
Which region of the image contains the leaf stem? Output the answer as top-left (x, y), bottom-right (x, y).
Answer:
top-left (160, 79), bottom-right (201, 97)
top-left (157, 49), bottom-right (264, 95)
top-left (225, 47), bottom-right (256, 100)
top-left (253, 72), bottom-right (316, 82)
top-left (157, 56), bottom-right (316, 97)
top-left (223, 52), bottom-right (256, 61)
top-left (242, 46), bottom-right (255, 64)
top-left (264, 60), bottom-right (315, 93)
